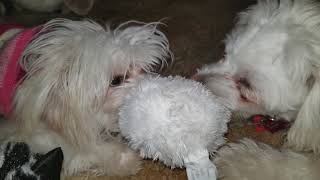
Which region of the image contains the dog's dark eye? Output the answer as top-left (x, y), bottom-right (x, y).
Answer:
top-left (110, 75), bottom-right (124, 86)
top-left (238, 77), bottom-right (251, 89)
top-left (110, 75), bottom-right (129, 87)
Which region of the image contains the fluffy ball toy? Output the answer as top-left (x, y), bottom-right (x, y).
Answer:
top-left (119, 75), bottom-right (231, 180)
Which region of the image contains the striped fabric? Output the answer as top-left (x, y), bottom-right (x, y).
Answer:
top-left (0, 24), bottom-right (41, 118)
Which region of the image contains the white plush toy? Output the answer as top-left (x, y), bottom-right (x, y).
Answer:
top-left (119, 75), bottom-right (231, 180)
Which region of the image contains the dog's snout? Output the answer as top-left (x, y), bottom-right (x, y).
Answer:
top-left (191, 74), bottom-right (206, 83)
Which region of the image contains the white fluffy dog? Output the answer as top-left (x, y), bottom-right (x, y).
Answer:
top-left (0, 19), bottom-right (171, 176)
top-left (193, 0), bottom-right (320, 179)
top-left (194, 0), bottom-right (320, 153)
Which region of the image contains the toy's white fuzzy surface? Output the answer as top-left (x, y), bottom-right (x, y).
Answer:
top-left (119, 75), bottom-right (231, 169)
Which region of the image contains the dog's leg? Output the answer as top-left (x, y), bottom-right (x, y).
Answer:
top-left (64, 141), bottom-right (141, 176)
top-left (6, 124), bottom-right (141, 176)
top-left (214, 138), bottom-right (320, 180)
top-left (287, 78), bottom-right (320, 153)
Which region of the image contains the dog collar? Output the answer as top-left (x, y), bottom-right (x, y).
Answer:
top-left (248, 114), bottom-right (291, 133)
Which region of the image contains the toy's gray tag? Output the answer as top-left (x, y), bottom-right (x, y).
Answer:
top-left (184, 149), bottom-right (217, 180)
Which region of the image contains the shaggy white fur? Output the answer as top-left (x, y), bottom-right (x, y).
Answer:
top-left (214, 139), bottom-right (320, 180)
top-left (2, 18), bottom-right (171, 176)
top-left (193, 0), bottom-right (320, 179)
top-left (119, 75), bottom-right (231, 180)
top-left (194, 0), bottom-right (320, 153)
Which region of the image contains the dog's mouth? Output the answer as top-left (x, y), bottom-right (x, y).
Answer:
top-left (192, 73), bottom-right (267, 113)
top-left (235, 77), bottom-right (253, 103)
top-left (240, 93), bottom-right (249, 101)
top-left (233, 76), bottom-right (263, 106)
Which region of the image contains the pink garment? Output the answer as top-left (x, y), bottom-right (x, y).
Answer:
top-left (0, 24), bottom-right (41, 118)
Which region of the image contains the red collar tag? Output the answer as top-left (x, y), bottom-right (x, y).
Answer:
top-left (249, 115), bottom-right (291, 133)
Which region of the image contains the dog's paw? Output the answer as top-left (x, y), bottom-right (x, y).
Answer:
top-left (117, 147), bottom-right (142, 175)
top-left (287, 129), bottom-right (320, 153)
top-left (63, 153), bottom-right (96, 176)
top-left (67, 144), bottom-right (142, 176)
top-left (61, 142), bottom-right (142, 176)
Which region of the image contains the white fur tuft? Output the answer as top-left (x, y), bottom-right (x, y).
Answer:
top-left (214, 138), bottom-right (320, 180)
top-left (288, 79), bottom-right (320, 152)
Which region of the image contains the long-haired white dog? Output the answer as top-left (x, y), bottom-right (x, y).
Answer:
top-left (0, 19), bottom-right (171, 176)
top-left (193, 0), bottom-right (320, 179)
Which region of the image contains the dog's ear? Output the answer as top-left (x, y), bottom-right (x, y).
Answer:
top-left (287, 71), bottom-right (320, 153)
top-left (110, 21), bottom-right (172, 72)
top-left (286, 19), bottom-right (320, 153)
top-left (64, 0), bottom-right (94, 15)
top-left (15, 19), bottom-right (114, 146)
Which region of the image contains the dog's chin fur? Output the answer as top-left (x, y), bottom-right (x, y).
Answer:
top-left (195, 0), bottom-right (320, 153)
top-left (214, 138), bottom-right (320, 180)
top-left (2, 18), bottom-right (171, 176)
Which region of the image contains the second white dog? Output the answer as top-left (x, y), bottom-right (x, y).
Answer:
top-left (193, 0), bottom-right (320, 179)
top-left (194, 0), bottom-right (320, 154)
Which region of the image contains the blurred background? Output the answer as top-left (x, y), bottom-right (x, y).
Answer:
top-left (0, 0), bottom-right (255, 76)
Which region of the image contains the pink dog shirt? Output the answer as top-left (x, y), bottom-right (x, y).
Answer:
top-left (0, 24), bottom-right (41, 118)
